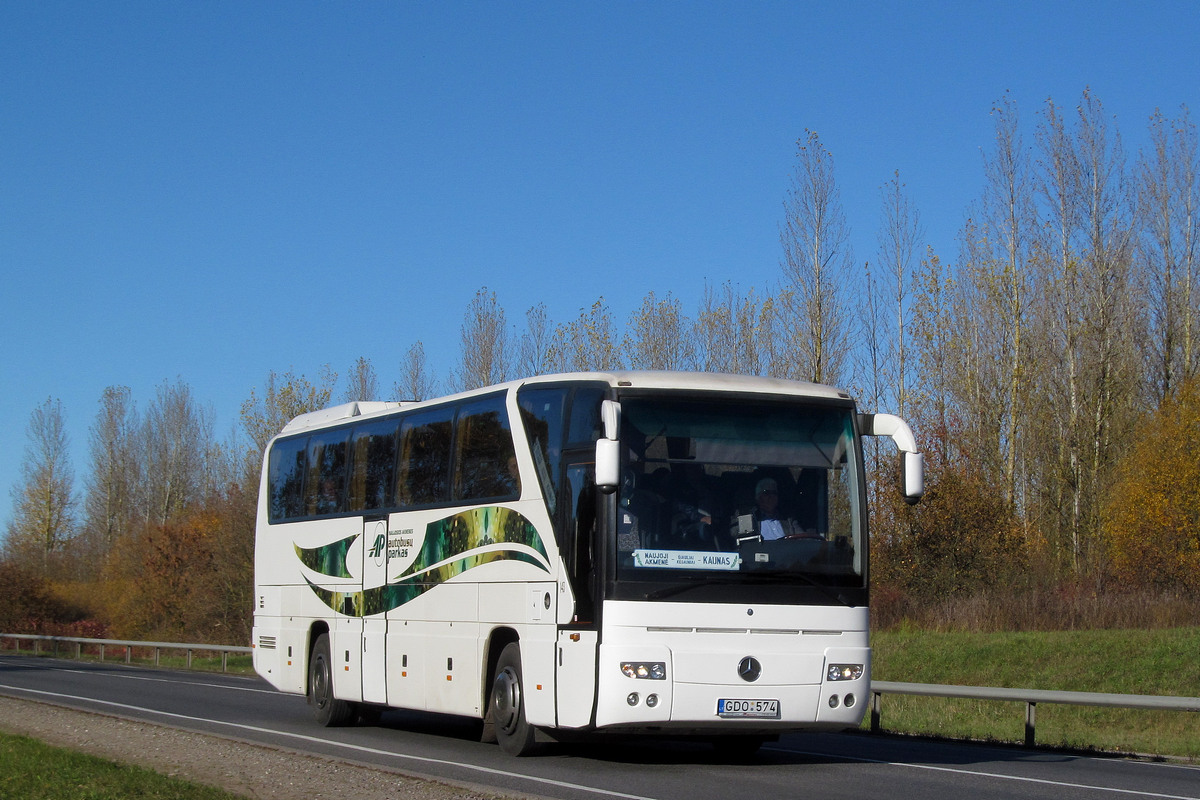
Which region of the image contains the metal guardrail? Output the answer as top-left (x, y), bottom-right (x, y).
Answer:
top-left (871, 680), bottom-right (1200, 747)
top-left (0, 633), bottom-right (251, 673)
top-left (4, 633), bottom-right (1199, 749)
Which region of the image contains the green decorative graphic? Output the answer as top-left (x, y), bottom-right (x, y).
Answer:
top-left (297, 507), bottom-right (551, 617)
top-left (296, 533), bottom-right (356, 579)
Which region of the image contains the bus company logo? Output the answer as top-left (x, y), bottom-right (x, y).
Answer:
top-left (367, 533), bottom-right (386, 567)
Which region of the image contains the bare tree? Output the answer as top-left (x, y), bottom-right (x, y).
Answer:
top-left (514, 302), bottom-right (556, 377)
top-left (342, 356), bottom-right (379, 402)
top-left (693, 282), bottom-right (773, 376)
top-left (549, 298), bottom-right (619, 372)
top-left (875, 170), bottom-right (924, 415)
top-left (240, 366), bottom-right (337, 454)
top-left (456, 288), bottom-right (509, 391)
top-left (83, 386), bottom-right (139, 554)
top-left (140, 380), bottom-right (216, 526)
top-left (779, 129), bottom-right (854, 385)
top-left (625, 290), bottom-right (693, 370)
top-left (1032, 90), bottom-right (1139, 577)
top-left (394, 341), bottom-right (437, 401)
top-left (1138, 105), bottom-right (1200, 402)
top-left (4, 398), bottom-right (76, 575)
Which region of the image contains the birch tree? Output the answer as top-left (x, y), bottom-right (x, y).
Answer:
top-left (779, 129), bottom-right (853, 385)
top-left (1138, 105), bottom-right (1200, 403)
top-left (4, 398), bottom-right (76, 575)
top-left (456, 287), bottom-right (509, 391)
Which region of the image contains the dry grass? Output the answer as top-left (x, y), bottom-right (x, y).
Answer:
top-left (871, 586), bottom-right (1200, 632)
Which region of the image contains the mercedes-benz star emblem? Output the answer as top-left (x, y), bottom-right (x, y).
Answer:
top-left (737, 656), bottom-right (762, 682)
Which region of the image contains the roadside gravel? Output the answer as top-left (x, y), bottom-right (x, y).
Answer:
top-left (0, 696), bottom-right (523, 800)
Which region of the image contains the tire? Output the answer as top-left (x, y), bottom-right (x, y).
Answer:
top-left (308, 633), bottom-right (355, 727)
top-left (488, 643), bottom-right (538, 756)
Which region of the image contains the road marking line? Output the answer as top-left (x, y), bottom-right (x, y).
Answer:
top-left (771, 745), bottom-right (1200, 800)
top-left (0, 683), bottom-right (659, 800)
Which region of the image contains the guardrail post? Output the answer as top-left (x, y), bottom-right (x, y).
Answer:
top-left (871, 690), bottom-right (882, 733)
top-left (1024, 701), bottom-right (1036, 747)
top-left (187, 649), bottom-right (193, 669)
top-left (221, 651), bottom-right (228, 673)
top-left (100, 643), bottom-right (105, 661)
top-left (125, 646), bottom-right (131, 664)
top-left (154, 647), bottom-right (161, 667)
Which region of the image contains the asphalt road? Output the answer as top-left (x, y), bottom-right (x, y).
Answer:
top-left (1, 653), bottom-right (1197, 800)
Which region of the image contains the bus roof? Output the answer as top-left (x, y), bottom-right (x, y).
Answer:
top-left (277, 371), bottom-right (852, 435)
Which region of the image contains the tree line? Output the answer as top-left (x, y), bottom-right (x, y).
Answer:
top-left (5, 89), bottom-right (1200, 641)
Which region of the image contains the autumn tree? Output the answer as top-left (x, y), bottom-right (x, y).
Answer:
top-left (1104, 379), bottom-right (1200, 592)
top-left (4, 398), bottom-right (77, 576)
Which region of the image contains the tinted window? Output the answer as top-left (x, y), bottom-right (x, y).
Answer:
top-left (454, 395), bottom-right (519, 501)
top-left (268, 436), bottom-right (307, 522)
top-left (304, 429), bottom-right (351, 516)
top-left (567, 388), bottom-right (605, 445)
top-left (397, 407), bottom-right (454, 506)
top-left (349, 419), bottom-right (399, 512)
top-left (518, 387), bottom-right (567, 514)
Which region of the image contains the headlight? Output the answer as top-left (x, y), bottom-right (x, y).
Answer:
top-left (826, 663), bottom-right (864, 681)
top-left (621, 661), bottom-right (667, 680)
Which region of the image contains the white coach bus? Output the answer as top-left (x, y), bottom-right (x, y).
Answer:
top-left (252, 371), bottom-right (922, 755)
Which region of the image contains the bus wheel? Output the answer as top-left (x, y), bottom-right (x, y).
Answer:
top-left (309, 633), bottom-right (355, 727)
top-left (489, 643), bottom-right (538, 756)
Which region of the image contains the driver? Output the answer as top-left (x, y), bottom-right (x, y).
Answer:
top-left (738, 477), bottom-right (812, 541)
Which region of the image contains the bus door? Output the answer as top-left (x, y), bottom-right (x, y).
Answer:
top-left (556, 460), bottom-right (599, 727)
top-left (362, 516), bottom-right (388, 704)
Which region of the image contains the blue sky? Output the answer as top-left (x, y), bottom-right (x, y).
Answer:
top-left (3, 1), bottom-right (1199, 519)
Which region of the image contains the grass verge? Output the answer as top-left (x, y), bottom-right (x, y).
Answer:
top-left (868, 627), bottom-right (1200, 759)
top-left (0, 731), bottom-right (244, 800)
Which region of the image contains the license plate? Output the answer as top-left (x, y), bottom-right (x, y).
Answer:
top-left (717, 698), bottom-right (780, 719)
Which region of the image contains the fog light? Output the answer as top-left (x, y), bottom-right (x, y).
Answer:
top-left (828, 694), bottom-right (840, 708)
top-left (627, 692), bottom-right (640, 706)
top-left (826, 663), bottom-right (864, 681)
top-left (844, 693), bottom-right (856, 708)
top-left (646, 693), bottom-right (659, 708)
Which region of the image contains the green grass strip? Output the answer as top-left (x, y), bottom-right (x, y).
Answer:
top-left (869, 627), bottom-right (1200, 758)
top-left (0, 732), bottom-right (244, 800)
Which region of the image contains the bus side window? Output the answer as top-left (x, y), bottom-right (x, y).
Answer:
top-left (268, 436), bottom-right (307, 522)
top-left (566, 388), bottom-right (605, 446)
top-left (397, 408), bottom-right (453, 507)
top-left (517, 387), bottom-right (567, 515)
top-left (454, 395), bottom-right (518, 501)
top-left (304, 429), bottom-right (351, 517)
top-left (349, 419), bottom-right (399, 512)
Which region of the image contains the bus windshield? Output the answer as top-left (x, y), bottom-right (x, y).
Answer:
top-left (614, 395), bottom-right (863, 594)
